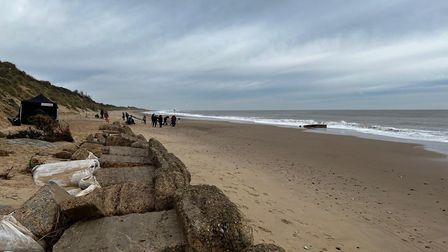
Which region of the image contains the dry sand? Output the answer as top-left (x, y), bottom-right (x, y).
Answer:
top-left (1, 110), bottom-right (447, 252)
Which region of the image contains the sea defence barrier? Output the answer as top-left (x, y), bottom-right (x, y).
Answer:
top-left (1, 121), bottom-right (285, 252)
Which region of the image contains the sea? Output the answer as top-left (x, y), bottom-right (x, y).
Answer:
top-left (151, 110), bottom-right (448, 155)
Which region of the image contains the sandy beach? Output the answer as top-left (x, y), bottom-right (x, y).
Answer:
top-left (130, 115), bottom-right (448, 252)
top-left (1, 111), bottom-right (447, 251)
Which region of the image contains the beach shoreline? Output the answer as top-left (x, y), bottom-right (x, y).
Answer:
top-left (145, 110), bottom-right (448, 156)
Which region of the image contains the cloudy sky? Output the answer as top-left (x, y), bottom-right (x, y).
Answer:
top-left (1, 0), bottom-right (447, 110)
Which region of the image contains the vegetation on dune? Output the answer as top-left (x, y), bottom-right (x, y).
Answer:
top-left (0, 60), bottom-right (141, 119)
top-left (7, 114), bottom-right (74, 142)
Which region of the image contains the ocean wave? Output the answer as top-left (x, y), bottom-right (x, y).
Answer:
top-left (148, 110), bottom-right (448, 144)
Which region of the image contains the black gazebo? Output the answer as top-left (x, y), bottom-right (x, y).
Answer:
top-left (20, 94), bottom-right (58, 124)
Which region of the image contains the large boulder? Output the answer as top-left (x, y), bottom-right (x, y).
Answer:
top-left (136, 134), bottom-right (147, 142)
top-left (131, 140), bottom-right (149, 149)
top-left (175, 185), bottom-right (253, 251)
top-left (53, 210), bottom-right (186, 252)
top-left (70, 148), bottom-right (90, 160)
top-left (105, 133), bottom-right (138, 147)
top-left (100, 154), bottom-right (152, 168)
top-left (148, 138), bottom-right (168, 153)
top-left (154, 167), bottom-right (190, 210)
top-left (149, 146), bottom-right (168, 168)
top-left (99, 124), bottom-right (135, 137)
top-left (164, 153), bottom-right (191, 182)
top-left (153, 154), bottom-right (191, 210)
top-left (12, 182), bottom-right (72, 241)
top-left (61, 183), bottom-right (155, 221)
top-left (95, 166), bottom-right (155, 187)
top-left (244, 244), bottom-right (286, 252)
top-left (102, 146), bottom-right (148, 157)
top-left (79, 142), bottom-right (103, 157)
top-left (61, 143), bottom-right (78, 154)
top-left (53, 151), bottom-right (73, 159)
top-left (94, 132), bottom-right (107, 145)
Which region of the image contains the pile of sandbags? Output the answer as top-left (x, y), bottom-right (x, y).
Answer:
top-left (1, 121), bottom-right (286, 251)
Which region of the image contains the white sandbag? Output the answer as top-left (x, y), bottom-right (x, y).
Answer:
top-left (70, 169), bottom-right (92, 186)
top-left (32, 152), bottom-right (101, 197)
top-left (0, 214), bottom-right (44, 252)
top-left (67, 188), bottom-right (82, 196)
top-left (32, 153), bottom-right (100, 187)
top-left (75, 184), bottom-right (98, 197)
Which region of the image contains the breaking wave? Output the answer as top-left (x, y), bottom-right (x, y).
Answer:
top-left (149, 110), bottom-right (448, 144)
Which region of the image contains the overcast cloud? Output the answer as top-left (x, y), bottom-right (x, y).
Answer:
top-left (1, 0), bottom-right (447, 109)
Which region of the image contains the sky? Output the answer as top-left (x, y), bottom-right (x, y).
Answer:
top-left (1, 0), bottom-right (448, 110)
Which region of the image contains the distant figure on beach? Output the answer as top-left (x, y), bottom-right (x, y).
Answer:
top-left (143, 115), bottom-right (147, 124)
top-left (100, 109), bottom-right (104, 119)
top-left (126, 115), bottom-right (135, 124)
top-left (171, 115), bottom-right (177, 127)
top-left (125, 112), bottom-right (129, 121)
top-left (122, 112), bottom-right (125, 121)
top-left (163, 116), bottom-right (169, 126)
top-left (104, 111), bottom-right (109, 123)
top-left (158, 115), bottom-right (163, 128)
top-left (151, 114), bottom-right (157, 127)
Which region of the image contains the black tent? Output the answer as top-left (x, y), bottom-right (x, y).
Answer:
top-left (20, 94), bottom-right (58, 124)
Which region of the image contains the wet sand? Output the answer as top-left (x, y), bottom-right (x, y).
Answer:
top-left (1, 111), bottom-right (447, 251)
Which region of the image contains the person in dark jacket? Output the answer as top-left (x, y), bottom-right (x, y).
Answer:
top-left (158, 115), bottom-right (163, 128)
top-left (163, 116), bottom-right (169, 126)
top-left (171, 115), bottom-right (177, 127)
top-left (122, 112), bottom-right (125, 121)
top-left (152, 114), bottom-right (158, 127)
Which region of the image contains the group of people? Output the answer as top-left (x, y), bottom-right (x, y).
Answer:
top-left (119, 111), bottom-right (177, 127)
top-left (96, 109), bottom-right (109, 123)
top-left (121, 112), bottom-right (137, 124)
top-left (151, 113), bottom-right (177, 128)
top-left (100, 110), bottom-right (178, 127)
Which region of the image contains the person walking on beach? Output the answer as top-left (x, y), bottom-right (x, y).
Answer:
top-left (158, 115), bottom-right (163, 128)
top-left (100, 109), bottom-right (104, 119)
top-left (122, 112), bottom-right (125, 121)
top-left (143, 115), bottom-right (147, 124)
top-left (104, 111), bottom-right (109, 123)
top-left (171, 115), bottom-right (177, 127)
top-left (151, 114), bottom-right (157, 127)
top-left (163, 116), bottom-right (169, 126)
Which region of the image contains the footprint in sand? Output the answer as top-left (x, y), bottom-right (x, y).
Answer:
top-left (244, 189), bottom-right (260, 197)
top-left (257, 226), bottom-right (272, 233)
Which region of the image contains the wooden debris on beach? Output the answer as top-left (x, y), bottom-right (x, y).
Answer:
top-left (303, 124), bottom-right (327, 129)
